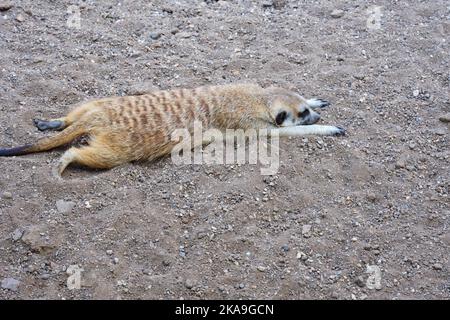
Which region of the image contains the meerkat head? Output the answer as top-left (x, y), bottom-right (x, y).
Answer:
top-left (265, 87), bottom-right (321, 127)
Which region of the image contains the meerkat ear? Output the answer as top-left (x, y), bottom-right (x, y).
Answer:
top-left (275, 111), bottom-right (287, 126)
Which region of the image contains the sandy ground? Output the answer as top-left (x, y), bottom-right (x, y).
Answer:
top-left (0, 0), bottom-right (449, 299)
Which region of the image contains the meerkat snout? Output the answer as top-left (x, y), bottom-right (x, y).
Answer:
top-left (297, 107), bottom-right (321, 125)
top-left (274, 104), bottom-right (321, 127)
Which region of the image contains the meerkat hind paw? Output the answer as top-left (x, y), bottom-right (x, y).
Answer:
top-left (33, 119), bottom-right (64, 131)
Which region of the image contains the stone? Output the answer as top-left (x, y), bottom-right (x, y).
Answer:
top-left (21, 225), bottom-right (57, 253)
top-left (355, 276), bottom-right (365, 287)
top-left (432, 128), bottom-right (446, 136)
top-left (262, 1), bottom-right (274, 8)
top-left (257, 266), bottom-right (267, 272)
top-left (413, 89), bottom-right (420, 97)
top-left (366, 192), bottom-right (379, 203)
top-left (0, 2), bottom-right (13, 11)
top-left (16, 14), bottom-right (25, 22)
top-left (395, 158), bottom-right (406, 169)
top-left (1, 277), bottom-right (20, 291)
top-left (149, 32), bottom-right (162, 40)
top-left (302, 224), bottom-right (312, 238)
top-left (296, 251), bottom-right (307, 261)
top-left (2, 191), bottom-right (13, 199)
top-left (331, 9), bottom-right (344, 18)
top-left (185, 278), bottom-right (196, 289)
top-left (439, 114), bottom-right (450, 123)
top-left (56, 200), bottom-right (75, 214)
top-left (11, 228), bottom-right (23, 241)
top-left (432, 263), bottom-right (443, 270)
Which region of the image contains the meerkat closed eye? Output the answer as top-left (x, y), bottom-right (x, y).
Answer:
top-left (0, 83), bottom-right (345, 176)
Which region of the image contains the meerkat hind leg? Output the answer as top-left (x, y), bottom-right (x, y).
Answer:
top-left (53, 145), bottom-right (123, 177)
top-left (34, 100), bottom-right (103, 132)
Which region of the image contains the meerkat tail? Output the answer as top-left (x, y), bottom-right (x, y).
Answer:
top-left (0, 122), bottom-right (86, 157)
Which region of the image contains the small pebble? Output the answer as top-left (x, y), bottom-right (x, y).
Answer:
top-left (432, 263), bottom-right (443, 270)
top-left (179, 246), bottom-right (186, 257)
top-left (185, 278), bottom-right (195, 289)
top-left (1, 277), bottom-right (20, 291)
top-left (0, 2), bottom-right (13, 11)
top-left (302, 224), bottom-right (312, 238)
top-left (11, 228), bottom-right (23, 241)
top-left (2, 192), bottom-right (13, 199)
top-left (16, 14), bottom-right (25, 22)
top-left (56, 200), bottom-right (75, 214)
top-left (413, 89), bottom-right (420, 97)
top-left (330, 9), bottom-right (344, 18)
top-left (262, 1), bottom-right (274, 8)
top-left (355, 276), bottom-right (365, 287)
top-left (39, 273), bottom-right (50, 280)
top-left (149, 32), bottom-right (162, 40)
top-left (296, 251), bottom-right (307, 261)
top-left (366, 192), bottom-right (378, 203)
top-left (438, 114), bottom-right (450, 123)
top-left (395, 159), bottom-right (406, 169)
top-left (257, 266), bottom-right (267, 272)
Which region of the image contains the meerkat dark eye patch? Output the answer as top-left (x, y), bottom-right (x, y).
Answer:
top-left (275, 111), bottom-right (287, 125)
top-left (298, 109), bottom-right (310, 118)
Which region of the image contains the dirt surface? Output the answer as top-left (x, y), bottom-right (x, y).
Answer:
top-left (0, 0), bottom-right (449, 300)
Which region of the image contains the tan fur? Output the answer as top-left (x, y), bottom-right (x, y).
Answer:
top-left (0, 83), bottom-right (341, 176)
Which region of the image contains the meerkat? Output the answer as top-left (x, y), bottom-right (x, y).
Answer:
top-left (0, 83), bottom-right (345, 176)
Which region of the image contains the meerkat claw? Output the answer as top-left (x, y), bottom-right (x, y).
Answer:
top-left (333, 126), bottom-right (346, 136)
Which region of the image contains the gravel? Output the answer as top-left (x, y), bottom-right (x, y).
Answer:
top-left (330, 9), bottom-right (344, 18)
top-left (0, 0), bottom-right (448, 300)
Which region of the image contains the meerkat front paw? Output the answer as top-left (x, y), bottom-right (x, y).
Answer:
top-left (332, 126), bottom-right (346, 136)
top-left (306, 98), bottom-right (330, 109)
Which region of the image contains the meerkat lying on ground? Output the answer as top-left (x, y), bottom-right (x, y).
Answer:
top-left (0, 84), bottom-right (345, 176)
